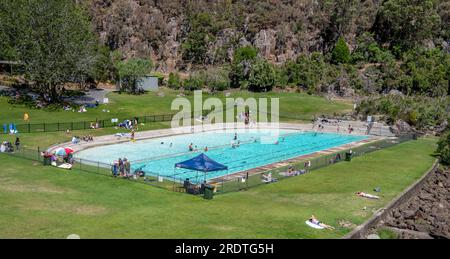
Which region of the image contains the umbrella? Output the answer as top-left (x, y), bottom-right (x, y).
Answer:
top-left (55, 147), bottom-right (67, 157)
top-left (65, 147), bottom-right (74, 155)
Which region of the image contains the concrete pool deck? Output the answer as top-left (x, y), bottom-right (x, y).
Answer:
top-left (48, 122), bottom-right (384, 154)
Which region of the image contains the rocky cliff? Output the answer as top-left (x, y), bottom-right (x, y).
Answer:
top-left (82, 0), bottom-right (450, 72)
top-left (84, 0), bottom-right (385, 72)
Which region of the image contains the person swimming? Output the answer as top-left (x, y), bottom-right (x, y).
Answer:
top-left (188, 143), bottom-right (194, 152)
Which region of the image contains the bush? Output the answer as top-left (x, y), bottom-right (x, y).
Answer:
top-left (331, 37), bottom-right (351, 64)
top-left (357, 95), bottom-right (450, 130)
top-left (233, 46), bottom-right (258, 64)
top-left (352, 33), bottom-right (394, 64)
top-left (168, 72), bottom-right (182, 89)
top-left (229, 46), bottom-right (259, 88)
top-left (248, 59), bottom-right (276, 92)
top-left (204, 67), bottom-right (230, 92)
top-left (437, 130), bottom-right (450, 165)
top-left (184, 71), bottom-right (205, 91)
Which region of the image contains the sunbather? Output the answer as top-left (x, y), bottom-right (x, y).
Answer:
top-left (308, 215), bottom-right (335, 230)
top-left (356, 192), bottom-right (380, 199)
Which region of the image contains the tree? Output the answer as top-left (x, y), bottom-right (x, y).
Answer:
top-left (1, 0), bottom-right (98, 101)
top-left (373, 0), bottom-right (441, 50)
top-left (115, 58), bottom-right (153, 93)
top-left (331, 37), bottom-right (351, 64)
top-left (229, 46), bottom-right (258, 88)
top-left (248, 59), bottom-right (276, 92)
top-left (182, 12), bottom-right (215, 65)
top-left (402, 48), bottom-right (449, 96)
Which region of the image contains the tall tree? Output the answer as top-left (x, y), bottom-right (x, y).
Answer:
top-left (1, 0), bottom-right (98, 101)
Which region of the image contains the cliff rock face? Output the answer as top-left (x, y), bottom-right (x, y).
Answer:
top-left (84, 0), bottom-right (383, 72)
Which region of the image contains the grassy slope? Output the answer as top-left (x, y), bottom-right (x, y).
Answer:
top-left (0, 138), bottom-right (436, 238)
top-left (0, 90), bottom-right (352, 125)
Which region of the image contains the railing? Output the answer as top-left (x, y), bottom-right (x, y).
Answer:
top-left (1, 114), bottom-right (175, 134)
top-left (0, 133), bottom-right (414, 196)
top-left (167, 134), bottom-right (415, 195)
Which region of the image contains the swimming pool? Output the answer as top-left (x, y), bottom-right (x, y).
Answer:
top-left (74, 129), bottom-right (367, 183)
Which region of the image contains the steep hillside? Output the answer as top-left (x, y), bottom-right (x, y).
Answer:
top-left (82, 0), bottom-right (448, 72)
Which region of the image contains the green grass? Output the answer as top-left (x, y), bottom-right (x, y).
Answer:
top-left (0, 138), bottom-right (436, 238)
top-left (377, 228), bottom-right (398, 239)
top-left (0, 89), bottom-right (352, 125)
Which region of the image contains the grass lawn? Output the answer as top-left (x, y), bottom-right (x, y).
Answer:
top-left (0, 89), bottom-right (352, 125)
top-left (0, 138), bottom-right (436, 238)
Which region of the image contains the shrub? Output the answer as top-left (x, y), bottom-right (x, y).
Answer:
top-left (184, 71), bottom-right (205, 91)
top-left (204, 67), bottom-right (230, 92)
top-left (331, 37), bottom-right (351, 64)
top-left (168, 72), bottom-right (182, 89)
top-left (248, 59), bottom-right (276, 92)
top-left (437, 130), bottom-right (450, 165)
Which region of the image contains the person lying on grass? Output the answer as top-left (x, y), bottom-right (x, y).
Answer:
top-left (308, 215), bottom-right (335, 230)
top-left (356, 192), bottom-right (380, 199)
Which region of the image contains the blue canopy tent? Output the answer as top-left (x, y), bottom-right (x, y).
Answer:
top-left (174, 153), bottom-right (228, 184)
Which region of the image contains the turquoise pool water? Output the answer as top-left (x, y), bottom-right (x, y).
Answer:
top-left (75, 129), bottom-right (367, 183)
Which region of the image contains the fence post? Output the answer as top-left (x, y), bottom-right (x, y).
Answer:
top-left (28, 123), bottom-right (30, 133)
top-left (57, 122), bottom-right (60, 132)
top-left (43, 123), bottom-right (46, 132)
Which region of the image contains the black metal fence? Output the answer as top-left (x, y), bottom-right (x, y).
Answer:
top-left (166, 134), bottom-right (415, 195)
top-left (1, 114), bottom-right (175, 134)
top-left (0, 147), bottom-right (173, 191)
top-left (0, 134), bottom-right (415, 196)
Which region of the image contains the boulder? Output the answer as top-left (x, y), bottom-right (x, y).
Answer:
top-left (390, 119), bottom-right (412, 135)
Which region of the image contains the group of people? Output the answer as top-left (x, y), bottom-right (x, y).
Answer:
top-left (119, 118), bottom-right (140, 131)
top-left (183, 179), bottom-right (209, 195)
top-left (90, 121), bottom-right (100, 129)
top-left (313, 117), bottom-right (360, 135)
top-left (111, 158), bottom-right (132, 178)
top-left (71, 135), bottom-right (94, 144)
top-left (261, 172), bottom-right (277, 183)
top-left (0, 137), bottom-right (20, 153)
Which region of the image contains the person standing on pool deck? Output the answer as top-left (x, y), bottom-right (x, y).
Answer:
top-left (131, 129), bottom-right (135, 142)
top-left (124, 159), bottom-right (131, 176)
top-left (15, 137), bottom-right (20, 151)
top-left (118, 158), bottom-right (124, 177)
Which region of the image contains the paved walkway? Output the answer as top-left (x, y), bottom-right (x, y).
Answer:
top-left (49, 122), bottom-right (376, 153)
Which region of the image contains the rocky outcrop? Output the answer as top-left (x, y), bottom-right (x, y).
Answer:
top-left (83, 0), bottom-right (383, 72)
top-left (383, 168), bottom-right (450, 239)
top-left (390, 120), bottom-right (413, 135)
top-left (254, 29), bottom-right (277, 61)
